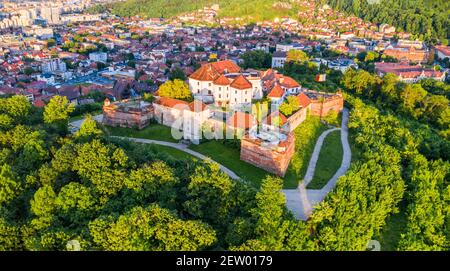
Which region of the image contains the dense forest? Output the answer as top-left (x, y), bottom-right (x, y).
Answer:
top-left (322, 0), bottom-right (450, 44)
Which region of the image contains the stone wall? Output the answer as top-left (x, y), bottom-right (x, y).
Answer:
top-left (153, 104), bottom-right (183, 127)
top-left (283, 106), bottom-right (309, 132)
top-left (310, 96), bottom-right (344, 117)
top-left (102, 104), bottom-right (154, 130)
top-left (240, 132), bottom-right (295, 177)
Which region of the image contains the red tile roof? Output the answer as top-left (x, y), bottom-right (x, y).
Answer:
top-left (268, 84), bottom-right (285, 98)
top-left (189, 63), bottom-right (220, 81)
top-left (213, 74), bottom-right (230, 85)
top-left (156, 97), bottom-right (189, 108)
top-left (211, 60), bottom-right (241, 74)
top-left (156, 97), bottom-right (208, 112)
top-left (230, 75), bottom-right (252, 90)
top-left (189, 60), bottom-right (241, 81)
top-left (297, 92), bottom-right (311, 108)
top-left (279, 76), bottom-right (300, 88)
top-left (33, 99), bottom-right (46, 107)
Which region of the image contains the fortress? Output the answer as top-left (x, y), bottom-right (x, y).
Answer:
top-left (103, 60), bottom-right (344, 177)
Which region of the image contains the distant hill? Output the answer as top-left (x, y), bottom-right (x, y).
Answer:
top-left (108, 0), bottom-right (449, 44)
top-left (110, 0), bottom-right (216, 18)
top-left (109, 0), bottom-right (301, 23)
top-left (322, 0), bottom-right (449, 44)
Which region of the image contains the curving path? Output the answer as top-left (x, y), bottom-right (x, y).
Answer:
top-left (283, 108), bottom-right (352, 221)
top-left (111, 136), bottom-right (241, 180)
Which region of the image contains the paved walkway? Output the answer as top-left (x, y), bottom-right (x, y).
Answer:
top-left (111, 136), bottom-right (241, 180)
top-left (283, 108), bottom-right (352, 220)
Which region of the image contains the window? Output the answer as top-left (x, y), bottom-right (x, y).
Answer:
top-left (219, 94), bottom-right (221, 98)
top-left (197, 82), bottom-right (200, 86)
top-left (219, 87), bottom-right (221, 91)
top-left (235, 91), bottom-right (237, 94)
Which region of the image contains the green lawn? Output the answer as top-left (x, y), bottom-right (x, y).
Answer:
top-left (103, 124), bottom-right (178, 143)
top-left (283, 117), bottom-right (328, 188)
top-left (150, 144), bottom-right (197, 161)
top-left (189, 141), bottom-right (271, 187)
top-left (307, 130), bottom-right (343, 189)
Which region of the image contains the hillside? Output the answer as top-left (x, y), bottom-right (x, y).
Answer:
top-left (110, 0), bottom-right (218, 18)
top-left (109, 0), bottom-right (449, 44)
top-left (322, 0), bottom-right (450, 43)
top-left (110, 0), bottom-right (301, 22)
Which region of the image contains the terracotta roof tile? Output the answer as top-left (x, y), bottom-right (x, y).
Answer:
top-left (297, 92), bottom-right (311, 108)
top-left (156, 97), bottom-right (189, 108)
top-left (230, 75), bottom-right (252, 90)
top-left (213, 74), bottom-right (230, 85)
top-left (267, 84), bottom-right (285, 98)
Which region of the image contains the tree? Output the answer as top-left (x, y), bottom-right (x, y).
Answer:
top-left (286, 49), bottom-right (309, 63)
top-left (0, 218), bottom-right (22, 250)
top-left (31, 185), bottom-right (57, 218)
top-left (89, 205), bottom-right (216, 251)
top-left (56, 182), bottom-right (97, 217)
top-left (0, 164), bottom-right (21, 206)
top-left (0, 95), bottom-right (31, 121)
top-left (75, 114), bottom-right (103, 140)
top-left (24, 67), bottom-right (35, 76)
top-left (399, 84), bottom-right (427, 119)
top-left (73, 140), bottom-right (128, 198)
top-left (158, 79), bottom-right (192, 101)
top-left (241, 50), bottom-right (272, 69)
top-left (279, 96), bottom-right (300, 116)
top-left (183, 162), bottom-right (234, 225)
top-left (43, 96), bottom-right (75, 125)
top-left (169, 67), bottom-right (187, 81)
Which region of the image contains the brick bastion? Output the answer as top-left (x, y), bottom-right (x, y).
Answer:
top-left (102, 98), bottom-right (154, 130)
top-left (240, 131), bottom-right (295, 177)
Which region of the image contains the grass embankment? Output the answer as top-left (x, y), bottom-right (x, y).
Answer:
top-left (307, 130), bottom-right (343, 189)
top-left (283, 116), bottom-right (328, 188)
top-left (103, 124), bottom-right (178, 143)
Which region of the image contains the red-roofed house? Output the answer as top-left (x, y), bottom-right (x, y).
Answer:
top-left (188, 60), bottom-right (260, 107)
top-left (267, 84), bottom-right (286, 106)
